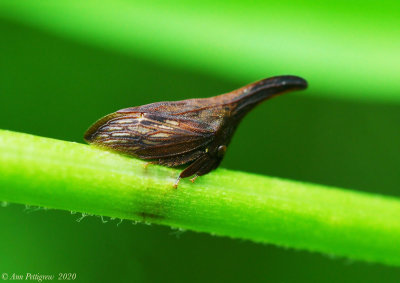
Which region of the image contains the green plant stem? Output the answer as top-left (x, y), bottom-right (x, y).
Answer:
top-left (1, 129), bottom-right (400, 266)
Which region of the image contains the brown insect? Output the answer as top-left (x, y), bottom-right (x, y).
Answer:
top-left (84, 75), bottom-right (307, 187)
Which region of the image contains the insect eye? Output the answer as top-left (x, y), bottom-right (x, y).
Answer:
top-left (217, 145), bottom-right (227, 157)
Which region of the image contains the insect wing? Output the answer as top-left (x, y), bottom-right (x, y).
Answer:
top-left (85, 112), bottom-right (214, 160)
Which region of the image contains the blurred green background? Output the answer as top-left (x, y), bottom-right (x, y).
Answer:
top-left (0, 1), bottom-right (400, 282)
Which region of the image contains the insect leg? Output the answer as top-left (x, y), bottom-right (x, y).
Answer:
top-left (173, 154), bottom-right (221, 187)
top-left (143, 161), bottom-right (157, 169)
top-left (179, 155), bottom-right (209, 179)
top-left (190, 175), bottom-right (198, 183)
top-left (173, 177), bottom-right (181, 189)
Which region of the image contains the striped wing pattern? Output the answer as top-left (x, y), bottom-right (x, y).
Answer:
top-left (85, 111), bottom-right (214, 161)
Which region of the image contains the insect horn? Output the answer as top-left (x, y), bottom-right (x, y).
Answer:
top-left (225, 75), bottom-right (308, 116)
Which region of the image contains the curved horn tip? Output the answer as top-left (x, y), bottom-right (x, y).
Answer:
top-left (276, 75), bottom-right (308, 89)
